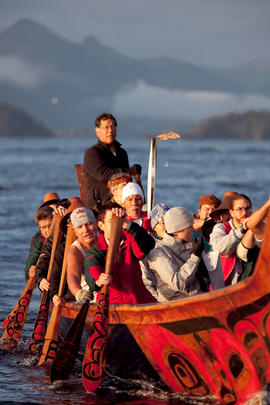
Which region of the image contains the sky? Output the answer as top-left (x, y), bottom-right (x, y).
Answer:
top-left (1, 0), bottom-right (270, 69)
top-left (1, 0), bottom-right (270, 122)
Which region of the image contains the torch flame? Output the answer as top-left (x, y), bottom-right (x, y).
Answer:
top-left (156, 132), bottom-right (181, 141)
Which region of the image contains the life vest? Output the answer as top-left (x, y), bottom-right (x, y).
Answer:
top-left (220, 221), bottom-right (236, 281)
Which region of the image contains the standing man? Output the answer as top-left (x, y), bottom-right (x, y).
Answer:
top-left (84, 113), bottom-right (140, 212)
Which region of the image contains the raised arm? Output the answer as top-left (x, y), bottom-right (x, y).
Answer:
top-left (245, 197), bottom-right (270, 239)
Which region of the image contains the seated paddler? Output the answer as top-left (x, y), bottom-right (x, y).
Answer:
top-left (144, 207), bottom-right (213, 302)
top-left (49, 201), bottom-right (100, 306)
top-left (65, 206), bottom-right (98, 304)
top-left (35, 198), bottom-right (69, 292)
top-left (84, 202), bottom-right (157, 305)
top-left (25, 205), bottom-right (54, 280)
top-left (121, 182), bottom-right (152, 233)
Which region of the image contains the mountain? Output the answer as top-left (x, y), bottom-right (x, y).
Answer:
top-left (0, 103), bottom-right (54, 137)
top-left (185, 110), bottom-right (270, 140)
top-left (219, 57), bottom-right (270, 96)
top-left (0, 19), bottom-right (270, 135)
top-left (0, 18), bottom-right (250, 131)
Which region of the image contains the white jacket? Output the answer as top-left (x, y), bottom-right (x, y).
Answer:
top-left (142, 233), bottom-right (202, 302)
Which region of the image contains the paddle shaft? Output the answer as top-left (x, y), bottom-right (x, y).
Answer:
top-left (104, 215), bottom-right (124, 280)
top-left (28, 215), bottom-right (63, 354)
top-left (47, 215), bottom-right (63, 281)
top-left (38, 223), bottom-right (76, 366)
top-left (82, 214), bottom-right (124, 392)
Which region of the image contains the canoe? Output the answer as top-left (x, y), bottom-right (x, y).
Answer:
top-left (59, 209), bottom-right (270, 405)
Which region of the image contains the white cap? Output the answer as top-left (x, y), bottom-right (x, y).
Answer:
top-left (164, 207), bottom-right (193, 233)
top-left (122, 182), bottom-right (144, 203)
top-left (70, 207), bottom-right (96, 228)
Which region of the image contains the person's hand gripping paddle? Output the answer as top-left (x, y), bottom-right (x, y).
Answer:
top-left (82, 213), bottom-right (124, 392)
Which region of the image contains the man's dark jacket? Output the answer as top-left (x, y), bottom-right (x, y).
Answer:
top-left (83, 139), bottom-right (129, 211)
top-left (25, 231), bottom-right (43, 279)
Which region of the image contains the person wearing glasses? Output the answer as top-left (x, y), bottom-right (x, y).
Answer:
top-left (210, 193), bottom-right (264, 285)
top-left (84, 113), bottom-right (142, 213)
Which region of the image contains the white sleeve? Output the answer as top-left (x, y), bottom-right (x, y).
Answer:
top-left (148, 249), bottom-right (200, 293)
top-left (140, 258), bottom-right (158, 299)
top-left (210, 223), bottom-right (243, 256)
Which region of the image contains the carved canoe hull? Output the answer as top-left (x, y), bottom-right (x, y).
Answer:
top-left (60, 214), bottom-right (270, 404)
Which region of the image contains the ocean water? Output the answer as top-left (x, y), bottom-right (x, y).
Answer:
top-left (0, 136), bottom-right (269, 405)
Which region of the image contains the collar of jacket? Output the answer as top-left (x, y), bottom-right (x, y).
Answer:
top-left (97, 139), bottom-right (122, 151)
top-left (95, 230), bottom-right (127, 251)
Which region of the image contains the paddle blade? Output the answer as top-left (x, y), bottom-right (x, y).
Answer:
top-left (50, 301), bottom-right (89, 382)
top-left (82, 291), bottom-right (109, 392)
top-left (38, 305), bottom-right (61, 366)
top-left (28, 290), bottom-right (50, 355)
top-left (0, 277), bottom-right (36, 346)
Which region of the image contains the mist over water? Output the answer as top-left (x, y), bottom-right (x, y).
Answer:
top-left (0, 136), bottom-right (269, 404)
top-left (113, 80), bottom-right (270, 121)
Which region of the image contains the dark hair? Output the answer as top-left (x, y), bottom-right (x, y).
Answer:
top-left (230, 193), bottom-right (252, 209)
top-left (34, 206), bottom-right (54, 224)
top-left (95, 113), bottom-right (117, 128)
top-left (97, 201), bottom-right (121, 223)
top-left (107, 171), bottom-right (131, 190)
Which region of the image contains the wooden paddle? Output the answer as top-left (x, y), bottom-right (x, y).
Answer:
top-left (50, 300), bottom-right (89, 382)
top-left (28, 215), bottom-right (63, 355)
top-left (82, 214), bottom-right (124, 392)
top-left (0, 214), bottom-right (63, 349)
top-left (38, 223), bottom-right (76, 366)
top-left (0, 275), bottom-right (36, 348)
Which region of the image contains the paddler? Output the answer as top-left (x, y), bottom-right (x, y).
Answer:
top-left (210, 193), bottom-right (269, 284)
top-left (107, 171), bottom-right (132, 206)
top-left (193, 194), bottom-right (221, 241)
top-left (121, 182), bottom-right (152, 232)
top-left (84, 202), bottom-right (157, 305)
top-left (24, 191), bottom-right (61, 279)
top-left (50, 206), bottom-right (101, 306)
top-left (144, 207), bottom-right (210, 302)
top-left (150, 203), bottom-right (170, 240)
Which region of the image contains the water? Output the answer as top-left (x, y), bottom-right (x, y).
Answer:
top-left (0, 136), bottom-right (269, 404)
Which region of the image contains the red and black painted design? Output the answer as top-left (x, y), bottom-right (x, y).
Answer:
top-left (28, 291), bottom-right (50, 355)
top-left (128, 294), bottom-right (270, 405)
top-left (82, 291), bottom-right (109, 391)
top-left (1, 286), bottom-right (35, 342)
top-left (43, 338), bottom-right (59, 363)
top-left (50, 301), bottom-right (89, 382)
